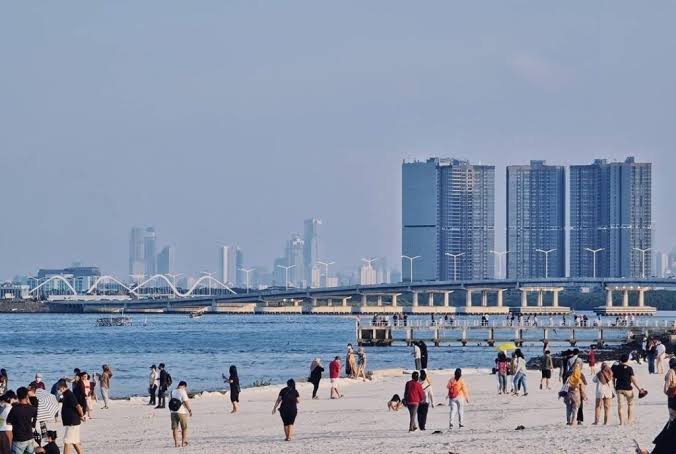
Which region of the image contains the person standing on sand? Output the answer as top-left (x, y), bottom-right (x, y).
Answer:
top-left (403, 371), bottom-right (425, 432)
top-left (592, 363), bottom-right (614, 425)
top-left (308, 358), bottom-right (324, 400)
top-left (419, 369), bottom-right (435, 408)
top-left (0, 390), bottom-right (17, 454)
top-left (98, 365), bottom-right (112, 409)
top-left (58, 380), bottom-right (84, 454)
top-left (148, 365), bottom-right (158, 406)
top-left (356, 347), bottom-right (368, 381)
top-left (329, 357), bottom-right (343, 399)
top-left (541, 350), bottom-right (553, 390)
top-left (412, 343), bottom-right (422, 371)
top-left (512, 350), bottom-right (528, 396)
top-left (563, 361), bottom-right (587, 425)
top-left (588, 346), bottom-right (598, 374)
top-left (447, 368), bottom-right (470, 429)
top-left (156, 363), bottom-right (171, 409)
top-left (29, 374), bottom-right (45, 391)
top-left (611, 353), bottom-right (646, 425)
top-left (655, 341), bottom-right (666, 374)
top-left (7, 387), bottom-right (37, 454)
top-left (345, 344), bottom-right (354, 378)
top-left (664, 358), bottom-right (676, 409)
top-left (224, 365), bottom-right (240, 414)
top-left (169, 381), bottom-right (192, 448)
top-left (272, 379), bottom-right (300, 442)
top-left (72, 373), bottom-right (88, 421)
top-left (635, 398), bottom-right (676, 454)
top-left (0, 370), bottom-right (7, 396)
top-left (496, 353), bottom-right (509, 394)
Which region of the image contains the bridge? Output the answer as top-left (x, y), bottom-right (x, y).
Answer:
top-left (44, 276), bottom-right (676, 316)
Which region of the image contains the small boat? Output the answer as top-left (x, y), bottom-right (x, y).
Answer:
top-left (96, 316), bottom-right (133, 327)
top-left (189, 308), bottom-right (207, 319)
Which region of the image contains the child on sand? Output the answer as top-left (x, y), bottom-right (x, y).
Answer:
top-left (388, 394), bottom-right (403, 411)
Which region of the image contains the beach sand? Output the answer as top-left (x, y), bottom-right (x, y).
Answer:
top-left (66, 363), bottom-right (670, 453)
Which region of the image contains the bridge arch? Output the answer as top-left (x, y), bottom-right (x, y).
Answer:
top-left (29, 275), bottom-right (78, 295)
top-left (87, 275), bottom-right (138, 296)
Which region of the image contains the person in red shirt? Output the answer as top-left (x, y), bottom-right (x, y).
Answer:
top-left (329, 356), bottom-right (343, 399)
top-left (588, 346), bottom-right (598, 374)
top-left (403, 371), bottom-right (426, 432)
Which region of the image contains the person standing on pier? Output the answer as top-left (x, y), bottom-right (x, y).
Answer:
top-left (329, 357), bottom-right (343, 399)
top-left (308, 358), bottom-right (324, 399)
top-left (98, 365), bottom-right (112, 410)
top-left (148, 365), bottom-right (158, 406)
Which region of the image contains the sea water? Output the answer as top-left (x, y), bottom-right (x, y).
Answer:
top-left (1, 312), bottom-right (673, 397)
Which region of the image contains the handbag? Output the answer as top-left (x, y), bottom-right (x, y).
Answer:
top-left (558, 384), bottom-right (569, 399)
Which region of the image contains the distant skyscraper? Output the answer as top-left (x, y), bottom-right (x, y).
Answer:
top-left (129, 227), bottom-right (145, 275)
top-left (143, 227), bottom-right (157, 276)
top-left (157, 246), bottom-right (176, 275)
top-left (402, 158), bottom-right (495, 281)
top-left (235, 248), bottom-right (244, 287)
top-left (570, 157), bottom-right (652, 278)
top-left (285, 234), bottom-right (305, 287)
top-left (654, 251), bottom-right (668, 278)
top-left (218, 245), bottom-right (238, 285)
top-left (506, 161), bottom-right (565, 279)
top-left (374, 257), bottom-right (390, 284)
top-left (303, 218), bottom-right (321, 283)
top-left (359, 263), bottom-right (377, 285)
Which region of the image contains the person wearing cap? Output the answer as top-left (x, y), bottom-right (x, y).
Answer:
top-left (148, 365), bottom-right (159, 406)
top-left (636, 397), bottom-right (676, 454)
top-left (29, 373), bottom-right (46, 391)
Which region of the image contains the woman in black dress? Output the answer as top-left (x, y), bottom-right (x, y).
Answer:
top-left (308, 358), bottom-right (324, 400)
top-left (272, 379), bottom-right (300, 441)
top-left (225, 365), bottom-right (240, 413)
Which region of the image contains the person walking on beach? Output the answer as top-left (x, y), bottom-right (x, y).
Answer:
top-left (647, 338), bottom-right (657, 374)
top-left (7, 387), bottom-right (37, 454)
top-left (0, 390), bottom-right (17, 454)
top-left (419, 369), bottom-right (435, 408)
top-left (655, 341), bottom-right (666, 374)
top-left (58, 380), bottom-right (84, 454)
top-left (612, 353), bottom-right (646, 425)
top-left (329, 357), bottom-right (343, 399)
top-left (447, 368), bottom-right (470, 429)
top-left (664, 358), bottom-right (676, 409)
top-left (563, 361), bottom-right (587, 425)
top-left (588, 346), bottom-right (598, 374)
top-left (148, 365), bottom-right (158, 406)
top-left (512, 350), bottom-right (528, 396)
top-left (272, 379), bottom-right (300, 442)
top-left (496, 352), bottom-right (509, 394)
top-left (592, 363), bottom-right (614, 425)
top-left (72, 373), bottom-right (88, 421)
top-left (412, 343), bottom-right (422, 371)
top-left (224, 365), bottom-right (240, 414)
top-left (169, 381), bottom-right (192, 448)
top-left (356, 347), bottom-right (367, 381)
top-left (403, 371), bottom-right (425, 432)
top-left (156, 363), bottom-right (171, 409)
top-left (98, 365), bottom-right (112, 410)
top-left (308, 358), bottom-right (324, 400)
top-left (541, 350), bottom-right (553, 390)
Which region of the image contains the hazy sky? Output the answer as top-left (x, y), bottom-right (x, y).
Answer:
top-left (2, 1), bottom-right (675, 280)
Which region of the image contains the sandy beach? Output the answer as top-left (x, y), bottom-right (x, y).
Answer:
top-left (44, 360), bottom-right (672, 454)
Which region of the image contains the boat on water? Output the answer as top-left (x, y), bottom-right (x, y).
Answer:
top-left (96, 316), bottom-right (133, 327)
top-left (189, 308), bottom-right (207, 319)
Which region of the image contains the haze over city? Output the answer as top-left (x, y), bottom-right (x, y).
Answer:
top-left (2, 1), bottom-right (676, 281)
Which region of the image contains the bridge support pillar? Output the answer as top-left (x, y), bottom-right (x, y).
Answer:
top-left (638, 288), bottom-right (645, 307)
top-left (481, 290), bottom-right (488, 307)
top-left (606, 289), bottom-right (613, 307)
top-left (392, 294), bottom-right (398, 307)
top-left (312, 298), bottom-right (318, 307)
top-left (537, 290), bottom-right (544, 307)
top-left (428, 293), bottom-right (434, 307)
top-left (497, 289), bottom-right (504, 307)
top-left (521, 289), bottom-right (528, 307)
top-left (342, 298), bottom-right (349, 307)
top-left (465, 289), bottom-right (473, 307)
top-left (412, 292), bottom-right (419, 307)
top-left (361, 294), bottom-right (368, 306)
top-left (327, 298), bottom-right (333, 307)
top-left (443, 291), bottom-right (450, 307)
top-left (552, 290), bottom-right (560, 307)
top-left (622, 290), bottom-right (629, 307)
top-left (377, 295), bottom-right (383, 307)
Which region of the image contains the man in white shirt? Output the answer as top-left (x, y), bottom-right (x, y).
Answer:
top-left (170, 381), bottom-right (192, 448)
top-left (149, 365), bottom-right (159, 406)
top-left (412, 343), bottom-right (422, 370)
top-left (656, 341), bottom-right (666, 374)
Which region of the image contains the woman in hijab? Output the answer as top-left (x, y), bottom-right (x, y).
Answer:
top-left (563, 361), bottom-right (587, 425)
top-left (226, 365), bottom-right (240, 413)
top-left (592, 362), bottom-right (614, 425)
top-left (308, 358), bottom-right (324, 400)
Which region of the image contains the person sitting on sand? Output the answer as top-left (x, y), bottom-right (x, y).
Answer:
top-left (388, 394), bottom-right (403, 412)
top-left (272, 379), bottom-right (300, 442)
top-left (169, 381), bottom-right (192, 448)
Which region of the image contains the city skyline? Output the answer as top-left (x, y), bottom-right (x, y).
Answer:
top-left (2, 2), bottom-right (676, 280)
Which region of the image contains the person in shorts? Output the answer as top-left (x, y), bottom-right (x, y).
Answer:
top-left (611, 353), bottom-right (645, 425)
top-left (329, 357), bottom-right (343, 399)
top-left (57, 380), bottom-right (83, 454)
top-left (170, 381), bottom-right (192, 448)
top-left (540, 350), bottom-right (553, 390)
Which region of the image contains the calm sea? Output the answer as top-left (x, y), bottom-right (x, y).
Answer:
top-left (1, 312), bottom-right (674, 397)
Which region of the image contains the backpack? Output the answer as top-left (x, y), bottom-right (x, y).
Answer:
top-left (168, 397), bottom-right (182, 412)
top-left (448, 380), bottom-right (461, 399)
top-left (166, 373), bottom-right (173, 387)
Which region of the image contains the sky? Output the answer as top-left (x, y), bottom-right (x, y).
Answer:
top-left (1, 1), bottom-right (676, 280)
